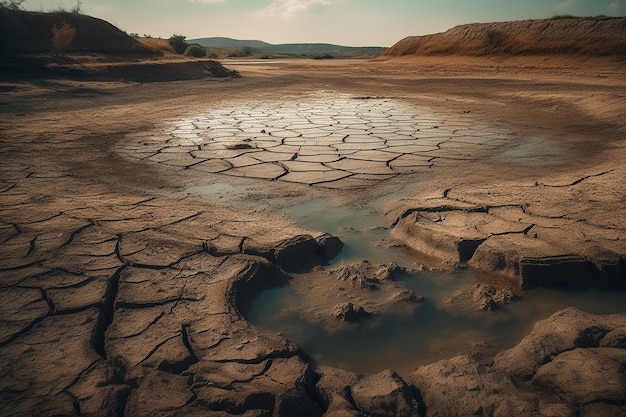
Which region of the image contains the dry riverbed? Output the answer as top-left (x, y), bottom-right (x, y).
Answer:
top-left (1, 56), bottom-right (625, 416)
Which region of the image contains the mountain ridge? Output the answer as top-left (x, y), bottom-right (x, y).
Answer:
top-left (189, 36), bottom-right (387, 55)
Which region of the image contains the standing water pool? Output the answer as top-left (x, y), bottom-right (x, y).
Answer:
top-left (245, 197), bottom-right (626, 377)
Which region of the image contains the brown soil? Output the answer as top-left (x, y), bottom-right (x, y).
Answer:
top-left (0, 9), bottom-right (238, 81)
top-left (2, 54), bottom-right (625, 416)
top-left (383, 16), bottom-right (626, 57)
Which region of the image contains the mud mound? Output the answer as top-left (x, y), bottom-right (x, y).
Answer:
top-left (383, 17), bottom-right (626, 57)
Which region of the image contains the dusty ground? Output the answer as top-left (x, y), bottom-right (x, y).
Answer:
top-left (1, 56), bottom-right (625, 416)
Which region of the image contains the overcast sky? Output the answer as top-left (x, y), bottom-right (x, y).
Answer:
top-left (23, 0), bottom-right (625, 46)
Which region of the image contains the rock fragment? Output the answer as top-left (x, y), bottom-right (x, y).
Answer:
top-left (332, 302), bottom-right (371, 322)
top-left (331, 260), bottom-right (405, 289)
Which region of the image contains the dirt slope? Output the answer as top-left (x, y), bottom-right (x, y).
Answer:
top-left (0, 9), bottom-right (239, 81)
top-left (383, 17), bottom-right (626, 57)
top-left (0, 9), bottom-right (155, 56)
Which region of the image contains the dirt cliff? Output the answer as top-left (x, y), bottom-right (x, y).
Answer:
top-left (383, 17), bottom-right (626, 57)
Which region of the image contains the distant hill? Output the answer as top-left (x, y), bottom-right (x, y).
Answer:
top-left (190, 37), bottom-right (272, 50)
top-left (383, 16), bottom-right (626, 57)
top-left (190, 37), bottom-right (386, 56)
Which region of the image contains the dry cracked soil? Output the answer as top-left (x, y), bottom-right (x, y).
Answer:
top-left (1, 56), bottom-right (626, 416)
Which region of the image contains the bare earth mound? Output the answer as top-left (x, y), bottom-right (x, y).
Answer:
top-left (0, 9), bottom-right (239, 81)
top-left (383, 17), bottom-right (626, 57)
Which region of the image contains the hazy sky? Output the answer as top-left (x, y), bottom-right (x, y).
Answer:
top-left (23, 0), bottom-right (625, 46)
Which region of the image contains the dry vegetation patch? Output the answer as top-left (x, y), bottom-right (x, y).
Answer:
top-left (136, 37), bottom-right (175, 54)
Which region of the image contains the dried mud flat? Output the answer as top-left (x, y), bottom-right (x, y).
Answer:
top-left (1, 56), bottom-right (626, 416)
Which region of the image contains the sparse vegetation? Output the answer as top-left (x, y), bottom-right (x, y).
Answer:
top-left (168, 34), bottom-right (188, 54)
top-left (137, 37), bottom-right (175, 53)
top-left (227, 46), bottom-right (254, 57)
top-left (51, 20), bottom-right (76, 56)
top-left (313, 54), bottom-right (335, 60)
top-left (485, 29), bottom-right (506, 48)
top-left (71, 0), bottom-right (82, 14)
top-left (0, 0), bottom-right (25, 9)
top-left (184, 44), bottom-right (206, 58)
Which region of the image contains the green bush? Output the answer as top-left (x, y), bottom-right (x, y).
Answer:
top-left (185, 44), bottom-right (206, 58)
top-left (168, 34), bottom-right (188, 54)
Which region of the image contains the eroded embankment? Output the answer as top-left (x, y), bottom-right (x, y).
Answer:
top-left (386, 165), bottom-right (626, 288)
top-left (383, 16), bottom-right (626, 57)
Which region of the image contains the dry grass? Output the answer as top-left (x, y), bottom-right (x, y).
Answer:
top-left (137, 37), bottom-right (175, 54)
top-left (51, 20), bottom-right (76, 56)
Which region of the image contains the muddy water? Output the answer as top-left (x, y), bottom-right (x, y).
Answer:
top-left (246, 196), bottom-right (626, 377)
top-left (179, 93), bottom-right (626, 376)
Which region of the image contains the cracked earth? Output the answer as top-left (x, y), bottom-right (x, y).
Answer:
top-left (1, 57), bottom-right (626, 416)
top-left (119, 93), bottom-right (513, 189)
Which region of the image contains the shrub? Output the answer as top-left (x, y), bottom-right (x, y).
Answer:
top-left (184, 44), bottom-right (207, 57)
top-left (485, 29), bottom-right (505, 48)
top-left (51, 20), bottom-right (76, 56)
top-left (228, 47), bottom-right (255, 58)
top-left (168, 34), bottom-right (188, 54)
top-left (71, 0), bottom-right (82, 14)
top-left (313, 54), bottom-right (335, 60)
top-left (0, 0), bottom-right (25, 9)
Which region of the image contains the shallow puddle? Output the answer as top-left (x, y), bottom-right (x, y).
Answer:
top-left (247, 197), bottom-right (626, 377)
top-left (501, 135), bottom-right (567, 166)
top-left (283, 197), bottom-right (390, 262)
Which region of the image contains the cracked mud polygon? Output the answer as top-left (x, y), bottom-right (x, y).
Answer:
top-left (120, 93), bottom-right (514, 189)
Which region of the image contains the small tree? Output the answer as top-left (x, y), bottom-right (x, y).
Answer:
top-left (168, 34), bottom-right (188, 54)
top-left (51, 20), bottom-right (76, 56)
top-left (185, 44), bottom-right (206, 58)
top-left (71, 0), bottom-right (83, 14)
